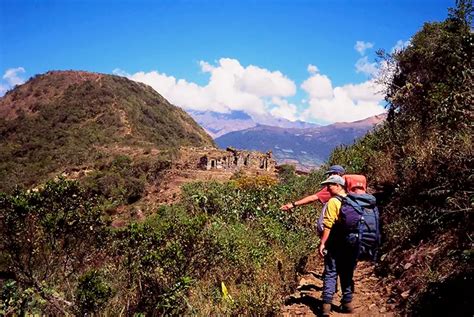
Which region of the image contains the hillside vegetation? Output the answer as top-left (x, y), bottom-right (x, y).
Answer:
top-left (329, 2), bottom-right (472, 315)
top-left (0, 172), bottom-right (326, 315)
top-left (0, 71), bottom-right (214, 193)
top-left (0, 71), bottom-right (325, 315)
top-left (0, 2), bottom-right (472, 316)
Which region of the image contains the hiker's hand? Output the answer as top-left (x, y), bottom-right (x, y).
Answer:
top-left (280, 203), bottom-right (293, 211)
top-left (319, 243), bottom-right (326, 257)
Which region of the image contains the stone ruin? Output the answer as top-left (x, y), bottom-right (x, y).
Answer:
top-left (198, 147), bottom-right (275, 172)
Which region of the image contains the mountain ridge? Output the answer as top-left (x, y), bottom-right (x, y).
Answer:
top-left (188, 109), bottom-right (320, 138)
top-left (215, 113), bottom-right (386, 170)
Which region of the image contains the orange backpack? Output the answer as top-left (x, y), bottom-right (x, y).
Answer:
top-left (316, 174), bottom-right (368, 235)
top-left (344, 174), bottom-right (367, 193)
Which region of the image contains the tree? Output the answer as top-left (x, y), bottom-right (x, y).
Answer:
top-left (379, 0), bottom-right (473, 193)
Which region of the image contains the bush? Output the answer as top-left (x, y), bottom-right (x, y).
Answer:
top-left (75, 270), bottom-right (113, 314)
top-left (277, 164), bottom-right (297, 184)
top-left (83, 155), bottom-right (147, 204)
top-left (0, 178), bottom-right (108, 314)
top-left (111, 206), bottom-right (209, 314)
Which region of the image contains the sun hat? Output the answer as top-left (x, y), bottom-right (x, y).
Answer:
top-left (320, 175), bottom-right (345, 186)
top-left (324, 165), bottom-right (345, 175)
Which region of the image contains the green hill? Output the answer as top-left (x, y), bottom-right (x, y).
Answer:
top-left (0, 70), bottom-right (214, 192)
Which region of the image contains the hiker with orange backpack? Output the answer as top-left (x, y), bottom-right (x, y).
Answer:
top-left (318, 174), bottom-right (355, 315)
top-left (280, 164), bottom-right (363, 237)
top-left (279, 165), bottom-right (345, 212)
top-left (319, 173), bottom-right (380, 316)
top-left (281, 167), bottom-right (380, 316)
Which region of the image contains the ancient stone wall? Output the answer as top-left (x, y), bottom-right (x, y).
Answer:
top-left (192, 147), bottom-right (276, 172)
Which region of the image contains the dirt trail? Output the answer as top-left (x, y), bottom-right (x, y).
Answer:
top-left (281, 258), bottom-right (395, 317)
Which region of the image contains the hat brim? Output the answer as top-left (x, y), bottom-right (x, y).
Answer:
top-left (324, 169), bottom-right (342, 175)
top-left (321, 180), bottom-right (345, 186)
top-left (320, 181), bottom-right (335, 185)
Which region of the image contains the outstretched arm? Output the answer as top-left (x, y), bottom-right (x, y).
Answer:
top-left (280, 193), bottom-right (319, 211)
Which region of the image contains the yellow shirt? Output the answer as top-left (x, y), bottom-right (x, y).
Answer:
top-left (323, 194), bottom-right (347, 229)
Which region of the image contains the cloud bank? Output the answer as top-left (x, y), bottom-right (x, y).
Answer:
top-left (115, 45), bottom-right (391, 124)
top-left (301, 78), bottom-right (385, 123)
top-left (2, 39), bottom-right (398, 123)
top-left (115, 58), bottom-right (296, 117)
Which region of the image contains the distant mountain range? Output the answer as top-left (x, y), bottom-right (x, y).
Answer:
top-left (214, 114), bottom-right (386, 171)
top-left (188, 110), bottom-right (319, 138)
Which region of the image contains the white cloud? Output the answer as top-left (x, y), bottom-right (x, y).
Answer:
top-left (302, 91), bottom-right (385, 123)
top-left (391, 39), bottom-right (410, 53)
top-left (3, 67), bottom-right (26, 86)
top-left (269, 97), bottom-right (298, 121)
top-left (354, 41), bottom-right (374, 55)
top-left (0, 83), bottom-right (8, 95)
top-left (236, 64), bottom-right (296, 97)
top-left (307, 64), bottom-right (319, 74)
top-left (117, 58), bottom-right (296, 116)
top-left (199, 60), bottom-right (214, 72)
top-left (115, 55), bottom-right (386, 125)
top-left (353, 39), bottom-right (409, 80)
top-left (301, 76), bottom-right (385, 123)
top-left (112, 68), bottom-right (129, 77)
top-left (301, 73), bottom-right (334, 99)
top-left (355, 56), bottom-right (378, 76)
top-left (126, 69), bottom-right (218, 111)
top-left (0, 67), bottom-right (26, 96)
top-left (341, 80), bottom-right (385, 102)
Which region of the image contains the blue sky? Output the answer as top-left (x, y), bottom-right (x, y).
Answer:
top-left (0, 0), bottom-right (454, 124)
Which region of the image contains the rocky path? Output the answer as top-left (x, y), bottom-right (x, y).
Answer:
top-left (281, 259), bottom-right (395, 317)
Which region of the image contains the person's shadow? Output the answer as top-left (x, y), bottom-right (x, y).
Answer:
top-left (285, 284), bottom-right (335, 317)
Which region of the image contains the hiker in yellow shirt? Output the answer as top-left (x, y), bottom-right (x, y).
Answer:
top-left (318, 175), bottom-right (346, 257)
top-left (318, 174), bottom-right (356, 316)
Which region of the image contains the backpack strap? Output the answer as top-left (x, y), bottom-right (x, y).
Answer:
top-left (349, 193), bottom-right (377, 207)
top-left (343, 195), bottom-right (364, 215)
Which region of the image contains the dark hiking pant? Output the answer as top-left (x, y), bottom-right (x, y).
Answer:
top-left (322, 246), bottom-right (358, 304)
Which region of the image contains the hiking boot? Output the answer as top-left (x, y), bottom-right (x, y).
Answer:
top-left (340, 301), bottom-right (354, 313)
top-left (322, 303), bottom-right (332, 316)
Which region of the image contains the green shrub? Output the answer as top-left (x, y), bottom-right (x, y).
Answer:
top-left (0, 178), bottom-right (108, 314)
top-left (83, 155), bottom-right (147, 204)
top-left (75, 270), bottom-right (113, 314)
top-left (277, 164), bottom-right (297, 184)
top-left (0, 280), bottom-right (46, 315)
top-left (111, 206), bottom-right (210, 314)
